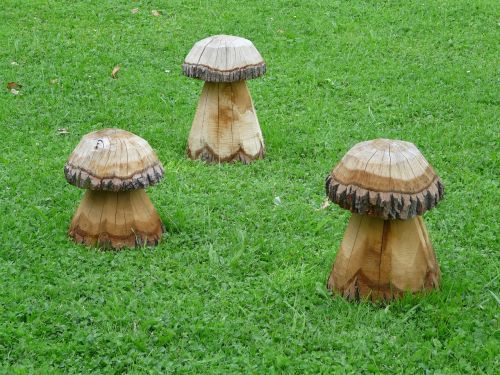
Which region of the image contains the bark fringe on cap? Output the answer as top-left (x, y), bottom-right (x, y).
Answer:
top-left (182, 35), bottom-right (266, 82)
top-left (64, 128), bottom-right (164, 192)
top-left (325, 139), bottom-right (444, 220)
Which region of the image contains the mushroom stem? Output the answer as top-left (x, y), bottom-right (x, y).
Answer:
top-left (188, 81), bottom-right (265, 163)
top-left (69, 190), bottom-right (164, 249)
top-left (327, 214), bottom-right (440, 301)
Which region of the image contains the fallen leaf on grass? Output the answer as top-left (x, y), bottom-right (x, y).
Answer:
top-left (151, 10), bottom-right (161, 16)
top-left (111, 65), bottom-right (120, 79)
top-left (7, 82), bottom-right (21, 95)
top-left (57, 128), bottom-right (69, 135)
top-left (131, 8), bottom-right (139, 14)
top-left (7, 82), bottom-right (21, 90)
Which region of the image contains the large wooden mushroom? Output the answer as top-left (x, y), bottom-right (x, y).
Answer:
top-left (64, 129), bottom-right (165, 249)
top-left (325, 139), bottom-right (444, 301)
top-left (182, 35), bottom-right (266, 163)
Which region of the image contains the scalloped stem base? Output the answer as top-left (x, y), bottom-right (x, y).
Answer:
top-left (188, 81), bottom-right (265, 164)
top-left (69, 190), bottom-right (164, 250)
top-left (327, 214), bottom-right (440, 302)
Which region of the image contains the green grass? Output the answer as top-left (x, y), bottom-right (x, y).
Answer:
top-left (0, 0), bottom-right (498, 373)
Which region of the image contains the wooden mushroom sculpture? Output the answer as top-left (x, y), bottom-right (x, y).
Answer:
top-left (64, 129), bottom-right (165, 249)
top-left (325, 139), bottom-right (444, 301)
top-left (182, 35), bottom-right (266, 163)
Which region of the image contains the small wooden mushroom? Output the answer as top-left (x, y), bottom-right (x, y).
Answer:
top-left (64, 129), bottom-right (165, 249)
top-left (325, 139), bottom-right (445, 301)
top-left (182, 35), bottom-right (266, 163)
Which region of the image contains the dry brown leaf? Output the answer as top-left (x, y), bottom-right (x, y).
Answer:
top-left (57, 128), bottom-right (69, 135)
top-left (111, 65), bottom-right (120, 79)
top-left (151, 9), bottom-right (161, 16)
top-left (131, 8), bottom-right (139, 14)
top-left (7, 82), bottom-right (21, 90)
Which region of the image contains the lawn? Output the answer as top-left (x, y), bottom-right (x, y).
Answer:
top-left (0, 0), bottom-right (498, 373)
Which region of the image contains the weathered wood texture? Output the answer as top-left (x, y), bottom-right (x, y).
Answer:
top-left (182, 35), bottom-right (266, 82)
top-left (326, 139), bottom-right (444, 219)
top-left (65, 128), bottom-right (164, 191)
top-left (188, 81), bottom-right (265, 163)
top-left (327, 214), bottom-right (440, 301)
top-left (69, 190), bottom-right (164, 249)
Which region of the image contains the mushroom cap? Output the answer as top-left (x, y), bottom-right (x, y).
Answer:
top-left (326, 139), bottom-right (444, 220)
top-left (64, 128), bottom-right (164, 191)
top-left (182, 35), bottom-right (266, 82)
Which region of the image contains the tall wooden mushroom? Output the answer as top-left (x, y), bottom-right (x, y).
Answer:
top-left (64, 128), bottom-right (165, 249)
top-left (325, 139), bottom-right (444, 301)
top-left (182, 35), bottom-right (266, 163)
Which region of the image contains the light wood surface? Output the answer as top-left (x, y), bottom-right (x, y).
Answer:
top-left (69, 189), bottom-right (164, 249)
top-left (65, 128), bottom-right (164, 191)
top-left (326, 138), bottom-right (444, 219)
top-left (327, 214), bottom-right (440, 301)
top-left (183, 35), bottom-right (266, 82)
top-left (188, 81), bottom-right (265, 163)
